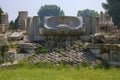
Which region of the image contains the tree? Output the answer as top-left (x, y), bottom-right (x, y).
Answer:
top-left (14, 17), bottom-right (19, 30)
top-left (9, 17), bottom-right (18, 30)
top-left (9, 21), bottom-right (14, 30)
top-left (102, 0), bottom-right (120, 27)
top-left (0, 7), bottom-right (3, 24)
top-left (38, 5), bottom-right (65, 27)
top-left (77, 9), bottom-right (99, 24)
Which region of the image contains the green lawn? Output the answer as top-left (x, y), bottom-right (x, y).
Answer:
top-left (0, 63), bottom-right (120, 80)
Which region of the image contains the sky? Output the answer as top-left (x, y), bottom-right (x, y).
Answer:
top-left (0, 0), bottom-right (106, 21)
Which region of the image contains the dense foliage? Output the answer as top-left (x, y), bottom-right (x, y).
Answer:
top-left (102, 0), bottom-right (120, 27)
top-left (0, 7), bottom-right (3, 24)
top-left (36, 46), bottom-right (50, 54)
top-left (9, 17), bottom-right (18, 30)
top-left (9, 21), bottom-right (14, 30)
top-left (77, 9), bottom-right (99, 24)
top-left (38, 5), bottom-right (65, 27)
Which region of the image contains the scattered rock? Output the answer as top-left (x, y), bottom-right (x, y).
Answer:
top-left (28, 51), bottom-right (98, 65)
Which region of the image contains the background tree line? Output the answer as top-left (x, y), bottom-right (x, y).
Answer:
top-left (38, 5), bottom-right (65, 27)
top-left (77, 9), bottom-right (99, 25)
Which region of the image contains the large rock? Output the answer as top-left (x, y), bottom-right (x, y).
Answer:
top-left (0, 35), bottom-right (9, 49)
top-left (0, 24), bottom-right (7, 34)
top-left (0, 35), bottom-right (9, 58)
top-left (5, 50), bottom-right (17, 62)
top-left (17, 43), bottom-right (41, 54)
top-left (7, 32), bottom-right (24, 41)
top-left (28, 16), bottom-right (44, 42)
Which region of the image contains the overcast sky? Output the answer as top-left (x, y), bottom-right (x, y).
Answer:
top-left (0, 0), bottom-right (106, 21)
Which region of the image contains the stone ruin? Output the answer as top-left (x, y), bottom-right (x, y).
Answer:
top-left (14, 11), bottom-right (117, 34)
top-left (99, 11), bottom-right (117, 33)
top-left (28, 16), bottom-right (42, 42)
top-left (26, 17), bottom-right (32, 35)
top-left (85, 16), bottom-right (99, 35)
top-left (18, 11), bottom-right (28, 30)
top-left (25, 12), bottom-right (119, 45)
top-left (27, 16), bottom-right (84, 48)
top-left (25, 12), bottom-right (120, 66)
top-left (44, 16), bottom-right (83, 35)
top-left (0, 13), bottom-right (9, 33)
top-left (0, 10), bottom-right (119, 66)
top-left (0, 24), bottom-right (7, 34)
top-left (7, 31), bottom-right (24, 41)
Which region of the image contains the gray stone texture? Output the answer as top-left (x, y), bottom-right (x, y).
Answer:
top-left (85, 16), bottom-right (99, 35)
top-left (7, 32), bottom-right (24, 41)
top-left (17, 43), bottom-right (40, 54)
top-left (26, 17), bottom-right (33, 35)
top-left (99, 11), bottom-right (117, 33)
top-left (1, 13), bottom-right (9, 26)
top-left (28, 51), bottom-right (98, 65)
top-left (28, 16), bottom-right (44, 42)
top-left (18, 11), bottom-right (28, 30)
top-left (0, 24), bottom-right (7, 33)
top-left (0, 13), bottom-right (9, 32)
top-left (44, 16), bottom-right (83, 36)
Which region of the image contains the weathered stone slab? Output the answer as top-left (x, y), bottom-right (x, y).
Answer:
top-left (28, 16), bottom-right (44, 42)
top-left (0, 24), bottom-right (7, 33)
top-left (8, 32), bottom-right (24, 41)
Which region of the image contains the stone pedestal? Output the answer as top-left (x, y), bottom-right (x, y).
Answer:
top-left (28, 16), bottom-right (42, 42)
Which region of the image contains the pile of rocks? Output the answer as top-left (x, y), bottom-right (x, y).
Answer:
top-left (28, 50), bottom-right (98, 65)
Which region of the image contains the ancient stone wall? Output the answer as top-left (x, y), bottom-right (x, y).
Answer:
top-left (85, 16), bottom-right (99, 35)
top-left (18, 11), bottom-right (28, 30)
top-left (0, 13), bottom-right (9, 32)
top-left (1, 13), bottom-right (9, 25)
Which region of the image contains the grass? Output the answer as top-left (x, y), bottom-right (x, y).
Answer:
top-left (0, 62), bottom-right (120, 80)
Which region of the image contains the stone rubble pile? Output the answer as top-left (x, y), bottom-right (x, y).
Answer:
top-left (28, 50), bottom-right (98, 65)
